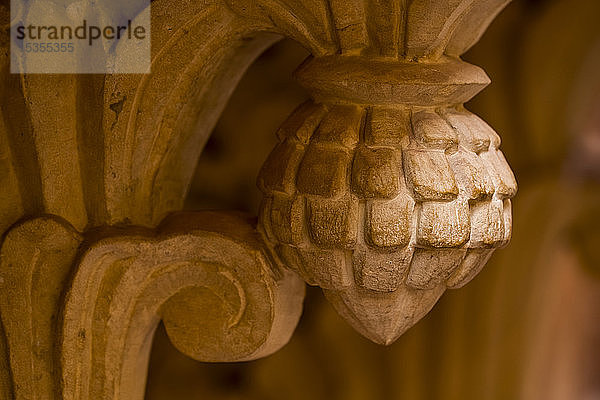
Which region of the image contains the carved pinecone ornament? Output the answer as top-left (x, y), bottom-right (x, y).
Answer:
top-left (258, 58), bottom-right (516, 344)
top-left (236, 0), bottom-right (520, 345)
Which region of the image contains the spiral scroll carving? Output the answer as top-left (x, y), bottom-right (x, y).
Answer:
top-left (0, 213), bottom-right (304, 400)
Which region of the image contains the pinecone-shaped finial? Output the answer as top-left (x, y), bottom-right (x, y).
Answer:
top-left (257, 57), bottom-right (516, 344)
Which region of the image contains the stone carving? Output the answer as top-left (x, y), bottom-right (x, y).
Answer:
top-left (256, 1), bottom-right (517, 343)
top-left (0, 213), bottom-right (303, 400)
top-left (258, 101), bottom-right (515, 344)
top-left (0, 0), bottom-right (516, 397)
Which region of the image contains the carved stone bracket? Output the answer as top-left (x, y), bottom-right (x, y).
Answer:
top-left (0, 0), bottom-right (516, 397)
top-left (0, 213), bottom-right (303, 400)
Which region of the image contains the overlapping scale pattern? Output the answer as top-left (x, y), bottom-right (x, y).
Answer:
top-left (258, 101), bottom-right (516, 343)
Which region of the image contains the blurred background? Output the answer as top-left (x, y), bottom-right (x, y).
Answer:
top-left (146, 0), bottom-right (600, 398)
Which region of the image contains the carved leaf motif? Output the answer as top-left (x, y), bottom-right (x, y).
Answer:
top-left (226, 0), bottom-right (512, 58)
top-left (225, 0), bottom-right (336, 56)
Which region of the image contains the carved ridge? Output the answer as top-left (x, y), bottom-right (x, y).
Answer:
top-left (295, 55), bottom-right (491, 105)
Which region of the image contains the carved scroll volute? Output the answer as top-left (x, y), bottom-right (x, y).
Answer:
top-left (253, 0), bottom-right (517, 344)
top-left (0, 213), bottom-right (304, 400)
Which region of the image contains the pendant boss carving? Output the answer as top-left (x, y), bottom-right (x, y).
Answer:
top-left (258, 57), bottom-right (516, 344)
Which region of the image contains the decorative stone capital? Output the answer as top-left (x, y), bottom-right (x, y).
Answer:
top-left (0, 0), bottom-right (517, 397)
